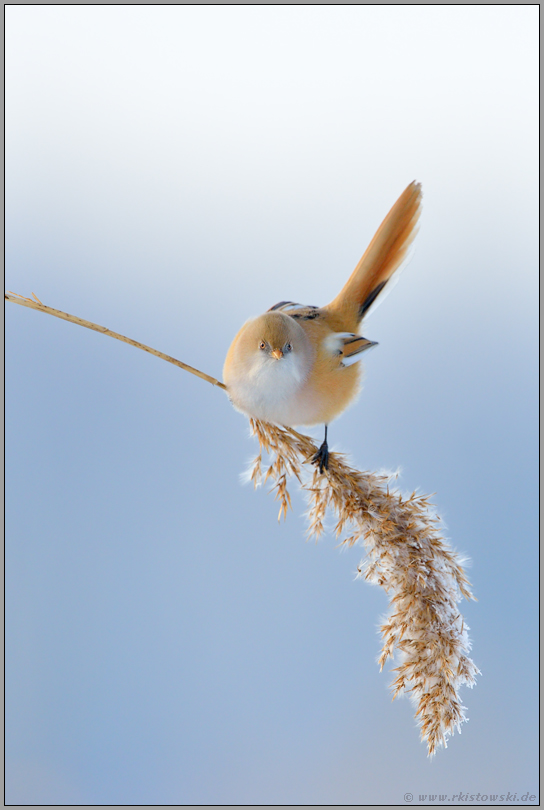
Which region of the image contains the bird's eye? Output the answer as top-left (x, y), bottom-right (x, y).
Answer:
top-left (285, 343), bottom-right (292, 352)
top-left (259, 341), bottom-right (266, 350)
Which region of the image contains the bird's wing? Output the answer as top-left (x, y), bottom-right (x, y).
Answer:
top-left (340, 334), bottom-right (378, 358)
top-left (268, 301), bottom-right (301, 312)
top-left (324, 332), bottom-right (378, 366)
top-left (339, 334), bottom-right (378, 365)
top-left (268, 301), bottom-right (317, 313)
top-left (268, 301), bottom-right (322, 321)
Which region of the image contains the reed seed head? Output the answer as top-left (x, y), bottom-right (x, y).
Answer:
top-left (248, 418), bottom-right (479, 757)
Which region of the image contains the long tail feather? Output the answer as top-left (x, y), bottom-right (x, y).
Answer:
top-left (327, 181), bottom-right (422, 331)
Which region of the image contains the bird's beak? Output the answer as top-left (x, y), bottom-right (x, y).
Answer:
top-left (271, 349), bottom-right (284, 360)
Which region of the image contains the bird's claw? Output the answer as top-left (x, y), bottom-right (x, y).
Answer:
top-left (312, 440), bottom-right (330, 474)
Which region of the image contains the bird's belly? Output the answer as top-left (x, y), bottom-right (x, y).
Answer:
top-left (228, 362), bottom-right (361, 427)
top-left (228, 366), bottom-right (307, 426)
top-left (294, 363), bottom-right (362, 425)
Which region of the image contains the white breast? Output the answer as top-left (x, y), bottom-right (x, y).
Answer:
top-left (227, 349), bottom-right (312, 426)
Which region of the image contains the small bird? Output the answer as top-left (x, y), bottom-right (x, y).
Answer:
top-left (223, 181), bottom-right (422, 472)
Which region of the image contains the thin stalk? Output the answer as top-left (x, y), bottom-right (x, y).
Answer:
top-left (5, 292), bottom-right (227, 390)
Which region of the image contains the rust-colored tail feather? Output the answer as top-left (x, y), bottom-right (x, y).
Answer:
top-left (327, 181), bottom-right (422, 331)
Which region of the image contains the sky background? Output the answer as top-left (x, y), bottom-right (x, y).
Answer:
top-left (5, 6), bottom-right (538, 806)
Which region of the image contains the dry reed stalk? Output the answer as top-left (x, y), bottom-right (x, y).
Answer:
top-left (249, 418), bottom-right (479, 756)
top-left (5, 292), bottom-right (226, 390)
top-left (7, 290), bottom-right (479, 755)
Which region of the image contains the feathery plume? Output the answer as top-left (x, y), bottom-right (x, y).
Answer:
top-left (248, 418), bottom-right (479, 756)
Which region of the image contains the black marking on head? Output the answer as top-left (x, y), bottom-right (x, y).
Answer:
top-left (359, 280), bottom-right (388, 319)
top-left (299, 310), bottom-right (319, 320)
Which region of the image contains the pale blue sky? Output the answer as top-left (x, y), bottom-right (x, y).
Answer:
top-left (6, 6), bottom-right (538, 805)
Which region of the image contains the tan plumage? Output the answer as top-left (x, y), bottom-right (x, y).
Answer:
top-left (326, 180), bottom-right (422, 332)
top-left (223, 182), bottom-right (422, 468)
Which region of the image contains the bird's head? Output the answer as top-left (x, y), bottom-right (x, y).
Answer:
top-left (254, 313), bottom-right (297, 361)
top-left (226, 311), bottom-right (314, 385)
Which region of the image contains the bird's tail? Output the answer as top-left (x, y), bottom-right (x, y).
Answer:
top-left (326, 181), bottom-right (422, 331)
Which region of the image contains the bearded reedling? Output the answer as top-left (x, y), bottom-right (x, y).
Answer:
top-left (223, 181), bottom-right (422, 471)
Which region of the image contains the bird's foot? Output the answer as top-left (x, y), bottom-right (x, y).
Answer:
top-left (311, 439), bottom-right (329, 474)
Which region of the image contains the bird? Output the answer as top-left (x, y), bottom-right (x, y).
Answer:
top-left (223, 181), bottom-right (422, 472)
